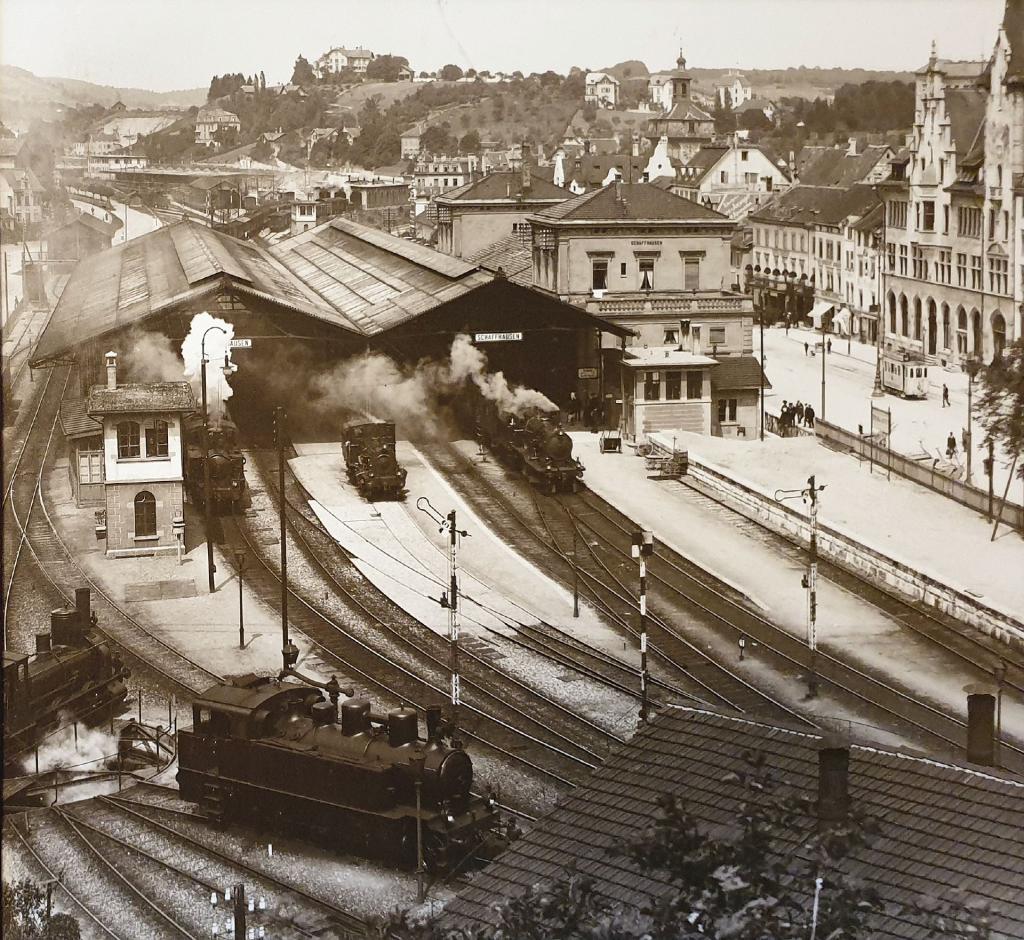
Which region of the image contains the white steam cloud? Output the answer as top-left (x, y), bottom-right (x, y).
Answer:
top-left (310, 333), bottom-right (556, 432)
top-left (121, 329), bottom-right (184, 384)
top-left (25, 720), bottom-right (119, 774)
top-left (181, 312), bottom-right (235, 423)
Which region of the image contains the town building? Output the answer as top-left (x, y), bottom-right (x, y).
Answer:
top-left (70, 132), bottom-right (121, 157)
top-left (0, 167), bottom-right (45, 229)
top-left (86, 151), bottom-right (149, 176)
top-left (346, 178), bottom-right (409, 210)
top-left (0, 138), bottom-right (21, 169)
top-left (645, 53), bottom-right (716, 163)
top-left (439, 703), bottom-right (1024, 938)
top-left (44, 212), bottom-right (122, 260)
top-left (315, 46), bottom-right (375, 77)
top-left (880, 20), bottom-right (1021, 366)
top-left (526, 182), bottom-right (764, 439)
top-left (584, 71), bottom-right (620, 109)
top-left (796, 140), bottom-right (895, 186)
top-left (732, 96), bottom-right (777, 124)
top-left (413, 154), bottom-right (479, 198)
top-left (87, 352), bottom-right (195, 559)
top-left (194, 107), bottom-right (241, 146)
top-left (715, 69), bottom-right (753, 109)
top-left (673, 140), bottom-right (792, 219)
top-left (647, 71), bottom-right (676, 112)
top-left (401, 123), bottom-right (426, 158)
top-left (433, 168), bottom-right (568, 258)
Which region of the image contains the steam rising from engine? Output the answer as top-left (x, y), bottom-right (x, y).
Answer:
top-left (181, 312), bottom-right (235, 423)
top-left (25, 718), bottom-right (119, 774)
top-left (448, 334), bottom-right (558, 415)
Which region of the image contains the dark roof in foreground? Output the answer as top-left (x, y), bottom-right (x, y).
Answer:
top-left (465, 234), bottom-right (533, 286)
top-left (533, 182), bottom-right (729, 223)
top-left (711, 354), bottom-right (771, 390)
top-left (88, 381), bottom-right (196, 415)
top-left (440, 707), bottom-right (1024, 937)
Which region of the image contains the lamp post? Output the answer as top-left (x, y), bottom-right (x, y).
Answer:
top-left (820, 304), bottom-right (828, 422)
top-left (632, 529), bottom-right (654, 723)
top-left (965, 356), bottom-right (981, 485)
top-left (234, 549), bottom-right (246, 649)
top-left (200, 324), bottom-right (228, 593)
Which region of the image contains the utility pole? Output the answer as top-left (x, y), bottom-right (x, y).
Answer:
top-left (416, 497), bottom-right (468, 745)
top-left (200, 324), bottom-right (228, 593)
top-left (820, 314), bottom-right (827, 421)
top-left (965, 357), bottom-right (980, 485)
top-left (235, 549), bottom-right (246, 649)
top-left (776, 477), bottom-right (826, 698)
top-left (632, 529), bottom-right (654, 723)
top-left (276, 407), bottom-right (297, 675)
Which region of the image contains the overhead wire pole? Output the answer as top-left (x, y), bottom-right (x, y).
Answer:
top-left (200, 324), bottom-right (228, 593)
top-left (632, 530), bottom-right (654, 723)
top-left (417, 497), bottom-right (468, 747)
top-left (776, 477), bottom-right (826, 699)
top-left (276, 406), bottom-right (298, 675)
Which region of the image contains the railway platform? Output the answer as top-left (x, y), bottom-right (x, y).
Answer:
top-left (572, 430), bottom-right (1024, 748)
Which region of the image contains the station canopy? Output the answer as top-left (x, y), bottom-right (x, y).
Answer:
top-left (31, 218), bottom-right (627, 366)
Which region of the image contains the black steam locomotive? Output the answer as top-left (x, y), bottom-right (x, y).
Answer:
top-left (184, 414), bottom-right (249, 512)
top-left (3, 589), bottom-right (130, 765)
top-left (177, 678), bottom-right (500, 872)
top-left (341, 422), bottom-right (408, 500)
top-left (476, 403), bottom-right (584, 493)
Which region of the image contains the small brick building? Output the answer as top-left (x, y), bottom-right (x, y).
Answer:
top-left (87, 353), bottom-right (195, 558)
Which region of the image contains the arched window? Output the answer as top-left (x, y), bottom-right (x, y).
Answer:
top-left (117, 421), bottom-right (141, 459)
top-left (957, 307), bottom-right (968, 355)
top-left (145, 420), bottom-right (169, 457)
top-left (913, 297), bottom-right (922, 341)
top-left (134, 491), bottom-right (156, 537)
top-left (992, 312), bottom-right (1006, 359)
top-left (888, 292), bottom-right (897, 333)
top-left (972, 310), bottom-right (983, 355)
top-left (941, 304), bottom-right (950, 350)
top-left (900, 295), bottom-right (909, 336)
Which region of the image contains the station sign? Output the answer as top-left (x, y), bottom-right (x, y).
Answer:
top-left (577, 367), bottom-right (599, 379)
top-left (474, 332), bottom-right (522, 343)
top-left (228, 338), bottom-right (252, 348)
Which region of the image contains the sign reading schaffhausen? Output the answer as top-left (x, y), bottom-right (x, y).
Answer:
top-left (474, 332), bottom-right (523, 343)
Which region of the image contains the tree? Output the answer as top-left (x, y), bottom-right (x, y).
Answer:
top-left (977, 337), bottom-right (1024, 487)
top-left (259, 70), bottom-right (266, 91)
top-left (440, 64), bottom-right (464, 82)
top-left (459, 130), bottom-right (481, 154)
top-left (3, 880), bottom-right (82, 940)
top-left (420, 123), bottom-right (457, 155)
top-left (465, 68), bottom-right (477, 79)
top-left (291, 55), bottom-right (315, 85)
top-left (367, 54), bottom-right (411, 83)
top-left (378, 752), bottom-right (991, 939)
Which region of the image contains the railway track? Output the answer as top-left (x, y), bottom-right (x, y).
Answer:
top-left (3, 361), bottom-right (222, 698)
top-left (215, 447), bottom-right (620, 803)
top-left (418, 438), bottom-right (1024, 773)
top-left (416, 439), bottom-right (813, 727)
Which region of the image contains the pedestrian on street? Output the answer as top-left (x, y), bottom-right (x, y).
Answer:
top-left (780, 401), bottom-right (790, 428)
top-left (568, 390), bottom-right (579, 423)
top-left (942, 384), bottom-right (950, 408)
top-left (805, 405), bottom-right (815, 428)
top-left (826, 338), bottom-right (832, 354)
top-left (946, 432), bottom-right (957, 459)
top-left (804, 341), bottom-right (809, 356)
top-left (796, 401), bottom-right (806, 426)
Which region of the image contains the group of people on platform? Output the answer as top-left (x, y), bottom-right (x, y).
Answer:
top-left (567, 391), bottom-right (605, 429)
top-left (779, 399), bottom-right (815, 430)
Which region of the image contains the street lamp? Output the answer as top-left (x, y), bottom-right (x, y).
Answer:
top-left (234, 549), bottom-right (247, 649)
top-left (201, 324), bottom-right (229, 593)
top-left (964, 356), bottom-right (981, 485)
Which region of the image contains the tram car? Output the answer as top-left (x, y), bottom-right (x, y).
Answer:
top-left (341, 422), bottom-right (407, 500)
top-left (184, 414), bottom-right (249, 511)
top-left (881, 350), bottom-right (930, 398)
top-left (475, 403), bottom-right (584, 493)
top-left (177, 678), bottom-right (502, 872)
top-left (3, 589), bottom-right (130, 765)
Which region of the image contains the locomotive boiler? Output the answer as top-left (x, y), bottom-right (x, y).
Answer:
top-left (3, 588), bottom-right (130, 765)
top-left (177, 678), bottom-right (500, 872)
top-left (475, 403), bottom-right (584, 493)
top-left (341, 422), bottom-right (408, 500)
top-left (184, 414), bottom-right (248, 512)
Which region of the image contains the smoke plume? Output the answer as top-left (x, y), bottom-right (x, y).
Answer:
top-left (180, 312), bottom-right (236, 423)
top-left (448, 333), bottom-right (558, 414)
top-left (120, 329), bottom-right (184, 384)
top-left (25, 720), bottom-right (119, 774)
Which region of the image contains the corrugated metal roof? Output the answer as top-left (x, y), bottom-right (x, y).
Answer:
top-left (440, 707), bottom-right (1024, 937)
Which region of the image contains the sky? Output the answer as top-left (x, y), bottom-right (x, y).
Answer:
top-left (0, 0), bottom-right (1007, 91)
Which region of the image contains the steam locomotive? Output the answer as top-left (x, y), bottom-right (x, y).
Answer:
top-left (184, 414), bottom-right (249, 512)
top-left (475, 403), bottom-right (584, 493)
top-left (177, 678), bottom-right (502, 872)
top-left (341, 422), bottom-right (408, 500)
top-left (3, 588), bottom-right (130, 765)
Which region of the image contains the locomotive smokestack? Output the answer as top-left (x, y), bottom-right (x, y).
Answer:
top-left (105, 351), bottom-right (117, 390)
top-left (426, 704), bottom-right (443, 741)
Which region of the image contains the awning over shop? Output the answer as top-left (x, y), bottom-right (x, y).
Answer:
top-left (835, 306), bottom-right (852, 335)
top-left (810, 300), bottom-right (835, 329)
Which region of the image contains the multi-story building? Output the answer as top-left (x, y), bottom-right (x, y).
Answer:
top-left (841, 203), bottom-right (884, 343)
top-left (715, 70), bottom-right (752, 109)
top-left (645, 53), bottom-right (715, 163)
top-left (584, 72), bottom-right (620, 109)
top-left (647, 72), bottom-right (675, 112)
top-left (527, 182), bottom-right (765, 439)
top-left (413, 154), bottom-right (479, 198)
top-left (433, 169), bottom-right (567, 258)
top-left (315, 46), bottom-right (375, 77)
top-left (0, 167), bottom-right (44, 228)
top-left (796, 140), bottom-right (895, 187)
top-left (195, 108), bottom-right (241, 147)
top-left (673, 140), bottom-right (791, 219)
top-left (879, 34), bottom-right (1017, 365)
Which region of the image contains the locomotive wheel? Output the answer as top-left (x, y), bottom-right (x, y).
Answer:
top-left (423, 830), bottom-right (448, 873)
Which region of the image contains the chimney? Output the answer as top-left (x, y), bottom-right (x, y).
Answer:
top-left (847, 137), bottom-right (858, 157)
top-left (521, 139), bottom-right (531, 194)
top-left (816, 738), bottom-right (851, 826)
top-left (965, 688), bottom-right (996, 766)
top-left (631, 132), bottom-right (640, 157)
top-left (105, 351), bottom-right (117, 390)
